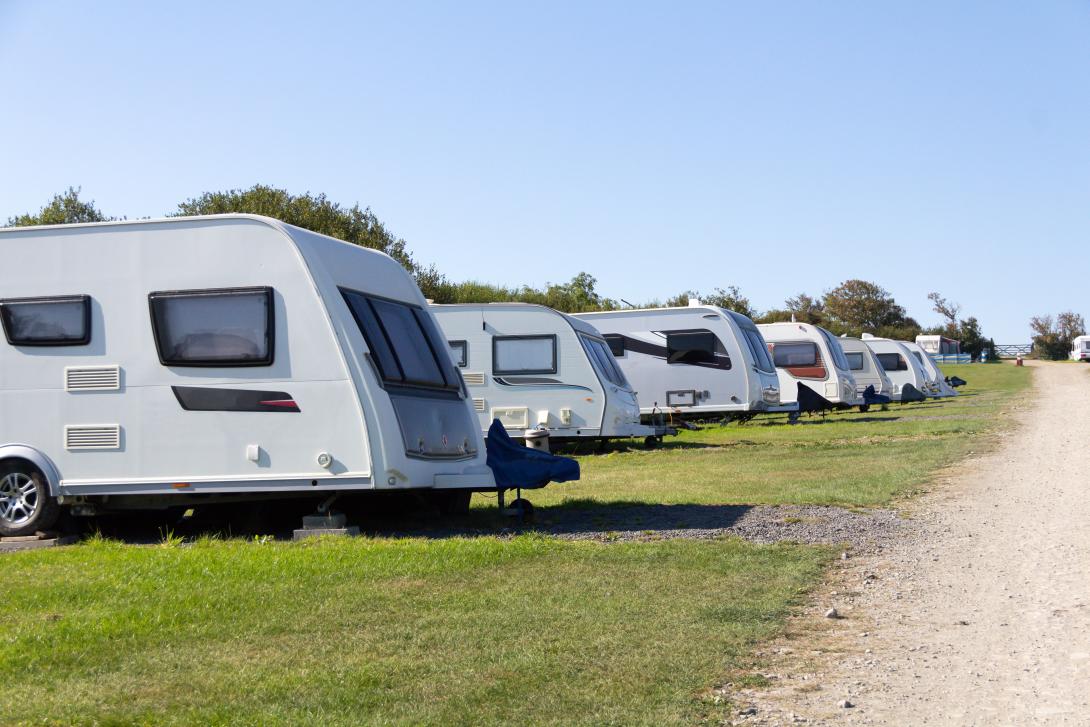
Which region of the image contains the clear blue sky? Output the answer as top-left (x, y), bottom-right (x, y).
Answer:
top-left (2, 1), bottom-right (1088, 342)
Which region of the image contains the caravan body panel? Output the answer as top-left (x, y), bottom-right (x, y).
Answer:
top-left (900, 340), bottom-right (957, 397)
top-left (860, 335), bottom-right (933, 400)
top-left (757, 322), bottom-right (862, 406)
top-left (432, 303), bottom-right (648, 440)
top-left (573, 306), bottom-right (790, 417)
top-left (839, 336), bottom-right (894, 399)
top-left (0, 215), bottom-right (493, 498)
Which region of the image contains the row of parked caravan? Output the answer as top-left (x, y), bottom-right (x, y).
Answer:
top-left (430, 301), bottom-right (964, 447)
top-left (0, 215), bottom-right (966, 538)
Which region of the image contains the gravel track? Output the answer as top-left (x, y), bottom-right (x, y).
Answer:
top-left (737, 362), bottom-right (1090, 726)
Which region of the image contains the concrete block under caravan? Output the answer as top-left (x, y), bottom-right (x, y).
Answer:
top-left (0, 214), bottom-right (496, 537)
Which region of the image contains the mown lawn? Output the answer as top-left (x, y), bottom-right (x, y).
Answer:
top-left (525, 363), bottom-right (1031, 508)
top-left (2, 536), bottom-right (823, 726)
top-left (1, 363), bottom-right (1030, 726)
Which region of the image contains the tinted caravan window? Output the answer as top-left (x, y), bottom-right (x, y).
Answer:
top-left (448, 340), bottom-right (468, 367)
top-left (580, 334), bottom-right (629, 388)
top-left (665, 329), bottom-right (730, 369)
top-left (0, 295), bottom-right (90, 346)
top-left (149, 287), bottom-right (272, 366)
top-left (604, 334), bottom-right (625, 357)
top-left (772, 342), bottom-right (818, 367)
top-left (742, 327), bottom-right (775, 372)
top-left (845, 352), bottom-right (865, 371)
top-left (341, 290), bottom-right (457, 390)
top-left (493, 335), bottom-right (557, 375)
top-left (876, 353), bottom-right (907, 371)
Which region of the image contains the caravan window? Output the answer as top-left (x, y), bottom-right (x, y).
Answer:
top-left (819, 328), bottom-right (852, 371)
top-left (772, 342), bottom-right (818, 367)
top-left (341, 290), bottom-right (458, 390)
top-left (665, 329), bottom-right (730, 369)
top-left (493, 335), bottom-right (557, 375)
top-left (604, 334), bottom-right (625, 357)
top-left (912, 351), bottom-right (924, 364)
top-left (580, 334), bottom-right (629, 388)
top-left (876, 353), bottom-right (907, 371)
top-left (845, 352), bottom-right (865, 371)
top-left (0, 295), bottom-right (90, 346)
top-left (149, 287), bottom-right (273, 366)
top-left (741, 327), bottom-right (775, 372)
top-left (447, 340), bottom-right (468, 367)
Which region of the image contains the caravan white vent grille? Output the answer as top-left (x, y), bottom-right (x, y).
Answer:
top-left (462, 371), bottom-right (486, 386)
top-left (65, 365), bottom-right (121, 391)
top-left (65, 424), bottom-right (121, 451)
top-left (472, 397), bottom-right (486, 412)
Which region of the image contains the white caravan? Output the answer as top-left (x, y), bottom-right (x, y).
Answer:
top-left (838, 336), bottom-right (894, 407)
top-left (0, 215), bottom-right (496, 536)
top-left (431, 303), bottom-right (662, 444)
top-left (1071, 335), bottom-right (1090, 361)
top-left (901, 340), bottom-right (957, 397)
top-left (572, 305), bottom-right (793, 420)
top-left (860, 335), bottom-right (931, 401)
top-left (757, 322), bottom-right (863, 410)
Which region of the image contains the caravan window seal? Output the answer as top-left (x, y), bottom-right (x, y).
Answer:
top-left (148, 286), bottom-right (275, 367)
top-left (492, 334), bottom-right (558, 375)
top-left (0, 294), bottom-right (92, 347)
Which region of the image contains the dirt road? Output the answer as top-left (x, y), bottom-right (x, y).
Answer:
top-left (746, 362), bottom-right (1090, 725)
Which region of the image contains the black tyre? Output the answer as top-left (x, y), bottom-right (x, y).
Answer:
top-left (644, 435), bottom-right (659, 450)
top-left (509, 498), bottom-right (534, 522)
top-left (0, 461), bottom-right (60, 537)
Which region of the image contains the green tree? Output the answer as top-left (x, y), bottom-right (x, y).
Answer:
top-left (662, 286), bottom-right (756, 318)
top-left (6, 187), bottom-right (111, 226)
top-left (1029, 311), bottom-right (1085, 360)
top-left (822, 279), bottom-right (918, 338)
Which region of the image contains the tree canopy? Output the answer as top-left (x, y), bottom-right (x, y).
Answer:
top-left (6, 187), bottom-right (111, 226)
top-left (1030, 311), bottom-right (1086, 360)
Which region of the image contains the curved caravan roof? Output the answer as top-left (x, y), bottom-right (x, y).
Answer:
top-left (432, 302), bottom-right (604, 338)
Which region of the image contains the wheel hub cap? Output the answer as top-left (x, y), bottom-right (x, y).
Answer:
top-left (0, 473), bottom-right (38, 526)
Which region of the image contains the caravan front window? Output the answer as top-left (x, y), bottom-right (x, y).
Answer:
top-left (876, 353), bottom-right (907, 371)
top-left (819, 328), bottom-right (852, 372)
top-left (148, 287), bottom-right (273, 366)
top-left (448, 340), bottom-right (468, 367)
top-left (0, 295), bottom-right (90, 346)
top-left (580, 334), bottom-right (630, 388)
top-left (772, 342), bottom-right (818, 367)
top-left (845, 352), bottom-right (865, 371)
top-left (341, 290), bottom-right (458, 390)
top-left (741, 327), bottom-right (775, 372)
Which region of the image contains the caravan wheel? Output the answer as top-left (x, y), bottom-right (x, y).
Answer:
top-left (0, 462), bottom-right (60, 538)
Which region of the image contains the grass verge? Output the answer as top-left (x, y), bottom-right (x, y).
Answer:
top-left (2, 535), bottom-right (824, 726)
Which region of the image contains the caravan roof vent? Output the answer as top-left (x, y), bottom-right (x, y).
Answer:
top-left (65, 424), bottom-right (121, 450)
top-left (65, 365), bottom-right (121, 392)
top-left (462, 371), bottom-right (486, 386)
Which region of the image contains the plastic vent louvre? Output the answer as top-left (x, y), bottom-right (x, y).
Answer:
top-left (65, 365), bottom-right (121, 391)
top-left (64, 425), bottom-right (121, 450)
top-left (462, 371), bottom-right (486, 386)
top-left (473, 398), bottom-right (486, 412)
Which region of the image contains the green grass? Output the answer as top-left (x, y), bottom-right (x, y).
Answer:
top-left (2, 363), bottom-right (1029, 726)
top-left (525, 363), bottom-right (1031, 509)
top-left (2, 536), bottom-right (823, 726)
